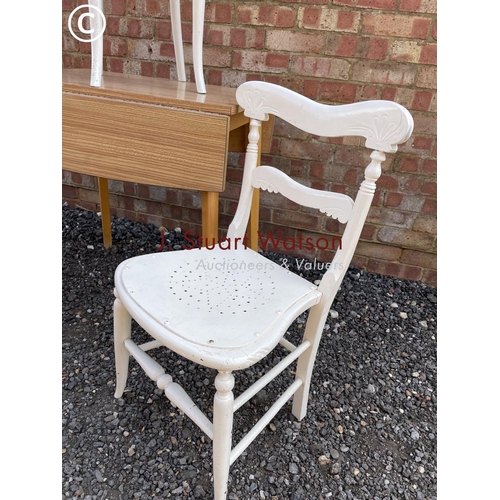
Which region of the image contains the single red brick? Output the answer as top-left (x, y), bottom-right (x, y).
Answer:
top-left (400, 0), bottom-right (422, 11)
top-left (421, 197), bottom-right (436, 214)
top-left (381, 87), bottom-right (397, 101)
top-left (275, 7), bottom-right (297, 27)
top-left (376, 174), bottom-right (399, 190)
top-left (343, 169), bottom-right (359, 184)
top-left (367, 37), bottom-right (389, 60)
top-left (422, 158), bottom-right (437, 175)
top-left (109, 0), bottom-right (125, 16)
top-left (145, 0), bottom-right (161, 16)
top-left (137, 185), bottom-right (149, 199)
top-left (157, 63), bottom-right (171, 79)
top-left (359, 85), bottom-right (380, 99)
top-left (420, 44), bottom-right (437, 64)
top-left (421, 181), bottom-right (437, 196)
top-left (207, 69), bottom-right (222, 86)
top-left (62, 184), bottom-right (78, 199)
top-left (303, 80), bottom-right (319, 99)
top-left (215, 3), bottom-right (233, 23)
top-left (265, 53), bottom-right (290, 68)
top-left (109, 58), bottom-right (123, 73)
top-left (127, 19), bottom-right (141, 37)
top-left (264, 75), bottom-right (281, 85)
top-left (411, 18), bottom-right (431, 39)
top-left (273, 209), bottom-right (322, 231)
top-left (230, 28), bottom-right (246, 48)
top-left (361, 223), bottom-right (377, 240)
top-left (412, 136), bottom-right (433, 150)
top-left (236, 6), bottom-right (252, 25)
top-left (210, 29), bottom-right (224, 45)
top-left (105, 17), bottom-right (120, 36)
top-left (141, 61), bottom-right (154, 77)
top-left (62, 53), bottom-right (73, 68)
top-left (266, 30), bottom-right (324, 54)
top-left (422, 269), bottom-right (437, 287)
top-left (398, 156), bottom-right (420, 172)
top-left (157, 20), bottom-right (171, 40)
top-left (301, 7), bottom-right (321, 30)
top-left (411, 90), bottom-right (433, 111)
top-left (160, 42), bottom-right (175, 59)
top-left (333, 0), bottom-right (397, 8)
top-left (401, 249), bottom-right (437, 269)
top-left (337, 11), bottom-right (357, 30)
top-left (145, 200), bottom-right (161, 216)
top-left (123, 182), bottom-right (136, 196)
top-left (385, 192), bottom-right (404, 207)
top-left (403, 177), bottom-right (421, 192)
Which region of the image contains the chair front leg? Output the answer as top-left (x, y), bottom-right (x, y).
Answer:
top-left (192, 0), bottom-right (206, 93)
top-left (113, 295), bottom-right (131, 398)
top-left (213, 371), bottom-right (235, 500)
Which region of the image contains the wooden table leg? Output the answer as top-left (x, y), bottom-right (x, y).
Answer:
top-left (98, 177), bottom-right (112, 248)
top-left (201, 191), bottom-right (219, 246)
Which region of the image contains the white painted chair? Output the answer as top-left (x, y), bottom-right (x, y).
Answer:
top-left (89, 0), bottom-right (206, 93)
top-left (113, 81), bottom-right (413, 499)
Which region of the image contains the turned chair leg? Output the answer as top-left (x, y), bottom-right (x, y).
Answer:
top-left (113, 296), bottom-right (131, 398)
top-left (170, 0), bottom-right (186, 82)
top-left (192, 0), bottom-right (206, 94)
top-left (213, 372), bottom-right (235, 500)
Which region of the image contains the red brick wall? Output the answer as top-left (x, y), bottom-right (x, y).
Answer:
top-left (62, 0), bottom-right (437, 286)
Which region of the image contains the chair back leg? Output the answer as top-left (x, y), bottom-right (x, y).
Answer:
top-left (170, 0), bottom-right (186, 82)
top-left (292, 298), bottom-right (332, 421)
top-left (113, 296), bottom-right (132, 398)
top-left (192, 0), bottom-right (207, 94)
top-left (213, 372), bottom-right (235, 500)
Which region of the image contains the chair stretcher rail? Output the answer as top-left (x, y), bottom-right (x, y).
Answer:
top-left (124, 339), bottom-right (214, 440)
top-left (230, 378), bottom-right (304, 465)
top-left (233, 340), bottom-right (311, 412)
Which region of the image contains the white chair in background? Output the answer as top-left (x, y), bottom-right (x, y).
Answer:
top-left (89, 0), bottom-right (104, 87)
top-left (170, 0), bottom-right (206, 94)
top-left (88, 0), bottom-right (206, 93)
top-left (112, 81), bottom-right (413, 499)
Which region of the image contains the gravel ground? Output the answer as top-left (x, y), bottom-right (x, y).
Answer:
top-left (62, 205), bottom-right (437, 500)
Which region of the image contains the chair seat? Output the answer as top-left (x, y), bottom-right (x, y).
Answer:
top-left (114, 247), bottom-right (322, 370)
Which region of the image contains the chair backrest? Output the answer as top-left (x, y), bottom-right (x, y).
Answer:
top-left (229, 81), bottom-right (413, 307)
top-left (87, 0), bottom-right (206, 93)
